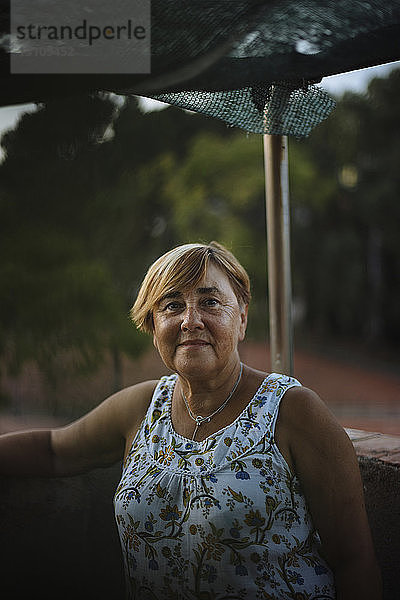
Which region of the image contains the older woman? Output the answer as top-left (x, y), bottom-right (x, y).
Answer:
top-left (1, 242), bottom-right (380, 600)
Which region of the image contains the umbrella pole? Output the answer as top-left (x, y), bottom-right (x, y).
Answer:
top-left (263, 134), bottom-right (294, 375)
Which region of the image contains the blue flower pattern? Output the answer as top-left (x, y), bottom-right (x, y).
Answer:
top-left (114, 373), bottom-right (335, 599)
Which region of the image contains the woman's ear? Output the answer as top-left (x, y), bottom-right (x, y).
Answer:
top-left (238, 304), bottom-right (248, 342)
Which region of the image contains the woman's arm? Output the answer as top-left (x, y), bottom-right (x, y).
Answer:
top-left (0, 429), bottom-right (55, 476)
top-left (0, 380), bottom-right (157, 477)
top-left (276, 386), bottom-right (382, 600)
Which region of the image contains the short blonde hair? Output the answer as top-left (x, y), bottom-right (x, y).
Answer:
top-left (131, 241), bottom-right (251, 334)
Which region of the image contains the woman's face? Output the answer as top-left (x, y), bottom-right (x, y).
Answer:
top-left (152, 263), bottom-right (248, 379)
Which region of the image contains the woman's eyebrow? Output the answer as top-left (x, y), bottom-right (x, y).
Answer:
top-left (158, 291), bottom-right (182, 303)
top-left (196, 286), bottom-right (220, 295)
top-left (159, 286), bottom-right (221, 303)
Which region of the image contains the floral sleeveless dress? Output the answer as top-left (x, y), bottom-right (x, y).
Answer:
top-left (114, 373), bottom-right (335, 600)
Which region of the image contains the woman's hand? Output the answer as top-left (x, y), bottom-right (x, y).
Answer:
top-left (276, 386), bottom-right (382, 600)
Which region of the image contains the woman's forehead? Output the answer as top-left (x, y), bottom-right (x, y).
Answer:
top-left (167, 264), bottom-right (235, 297)
top-left (197, 263), bottom-right (233, 288)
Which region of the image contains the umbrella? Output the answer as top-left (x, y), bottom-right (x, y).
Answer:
top-left (2, 0), bottom-right (400, 373)
top-left (2, 1), bottom-right (400, 128)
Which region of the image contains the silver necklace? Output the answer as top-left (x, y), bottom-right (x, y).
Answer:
top-left (181, 363), bottom-right (243, 441)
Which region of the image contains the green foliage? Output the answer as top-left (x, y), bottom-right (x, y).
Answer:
top-left (0, 94), bottom-right (240, 402)
top-left (162, 131), bottom-right (268, 336)
top-left (0, 225), bottom-right (146, 381)
top-left (0, 95), bottom-right (146, 392)
top-left (289, 69), bottom-right (400, 346)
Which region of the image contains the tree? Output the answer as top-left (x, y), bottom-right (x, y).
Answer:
top-left (289, 69), bottom-right (400, 351)
top-left (0, 95), bottom-right (147, 407)
top-left (163, 130), bottom-right (268, 337)
top-left (0, 94), bottom-right (238, 411)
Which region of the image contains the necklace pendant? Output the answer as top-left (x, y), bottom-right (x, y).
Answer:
top-left (182, 362), bottom-right (243, 439)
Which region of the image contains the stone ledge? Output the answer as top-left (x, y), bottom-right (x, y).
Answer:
top-left (346, 428), bottom-right (400, 466)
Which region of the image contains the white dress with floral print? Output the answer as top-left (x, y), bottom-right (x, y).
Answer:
top-left (114, 373), bottom-right (336, 600)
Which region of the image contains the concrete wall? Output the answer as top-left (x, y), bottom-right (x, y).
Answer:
top-left (1, 449), bottom-right (399, 599)
top-left (0, 465), bottom-right (125, 600)
top-left (359, 458), bottom-right (400, 600)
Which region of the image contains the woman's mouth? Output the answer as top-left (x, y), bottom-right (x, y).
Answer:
top-left (178, 340), bottom-right (209, 347)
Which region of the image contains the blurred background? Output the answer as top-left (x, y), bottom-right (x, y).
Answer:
top-left (0, 63), bottom-right (399, 435)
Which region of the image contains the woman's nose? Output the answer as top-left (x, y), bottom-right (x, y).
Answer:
top-left (181, 306), bottom-right (205, 331)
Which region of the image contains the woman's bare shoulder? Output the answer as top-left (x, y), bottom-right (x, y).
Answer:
top-left (275, 384), bottom-right (351, 470)
top-left (50, 379), bottom-right (161, 474)
top-left (109, 379), bottom-right (160, 436)
top-left (278, 385), bottom-right (344, 433)
top-left (277, 384), bottom-right (352, 466)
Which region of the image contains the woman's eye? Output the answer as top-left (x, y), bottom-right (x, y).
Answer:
top-left (165, 302), bottom-right (183, 311)
top-left (203, 298), bottom-right (219, 307)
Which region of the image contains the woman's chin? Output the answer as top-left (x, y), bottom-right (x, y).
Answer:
top-left (173, 356), bottom-right (218, 379)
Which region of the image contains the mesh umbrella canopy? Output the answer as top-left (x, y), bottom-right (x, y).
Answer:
top-left (149, 0), bottom-right (400, 136)
top-left (1, 0), bottom-right (400, 136)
